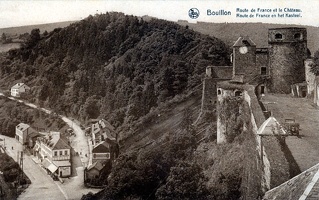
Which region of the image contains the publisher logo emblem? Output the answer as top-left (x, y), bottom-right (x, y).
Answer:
top-left (189, 8), bottom-right (200, 19)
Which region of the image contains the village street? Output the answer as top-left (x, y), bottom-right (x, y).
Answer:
top-left (0, 93), bottom-right (99, 199)
top-left (0, 135), bottom-right (66, 200)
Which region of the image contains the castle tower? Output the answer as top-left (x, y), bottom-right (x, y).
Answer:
top-left (268, 27), bottom-right (307, 93)
top-left (232, 36), bottom-right (257, 82)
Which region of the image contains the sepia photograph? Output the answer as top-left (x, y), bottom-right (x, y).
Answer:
top-left (0, 0), bottom-right (318, 199)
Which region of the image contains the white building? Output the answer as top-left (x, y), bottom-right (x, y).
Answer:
top-left (91, 119), bottom-right (116, 146)
top-left (34, 132), bottom-right (71, 178)
top-left (15, 123), bottom-right (31, 145)
top-left (10, 83), bottom-right (30, 97)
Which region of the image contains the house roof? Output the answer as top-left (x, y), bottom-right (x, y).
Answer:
top-left (39, 132), bottom-right (70, 150)
top-left (233, 36), bottom-right (256, 47)
top-left (16, 123), bottom-right (30, 132)
top-left (28, 131), bottom-right (41, 139)
top-left (99, 119), bottom-right (115, 132)
top-left (92, 141), bottom-right (110, 153)
top-left (87, 161), bottom-right (104, 171)
top-left (11, 83), bottom-right (29, 89)
top-left (257, 117), bottom-right (287, 136)
top-left (91, 119), bottom-right (116, 139)
top-left (263, 163), bottom-right (319, 200)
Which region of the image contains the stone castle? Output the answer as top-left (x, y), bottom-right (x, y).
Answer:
top-left (201, 27), bottom-right (313, 143)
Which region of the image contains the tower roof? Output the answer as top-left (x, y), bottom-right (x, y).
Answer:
top-left (257, 117), bottom-right (287, 136)
top-left (233, 36), bottom-right (256, 47)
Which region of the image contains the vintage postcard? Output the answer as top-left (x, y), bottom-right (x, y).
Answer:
top-left (0, 1), bottom-right (318, 199)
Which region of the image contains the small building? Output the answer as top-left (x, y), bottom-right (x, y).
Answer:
top-left (85, 161), bottom-right (104, 180)
top-left (85, 158), bottom-right (113, 187)
top-left (10, 83), bottom-right (30, 97)
top-left (92, 138), bottom-right (119, 164)
top-left (15, 123), bottom-right (31, 145)
top-left (85, 137), bottom-right (119, 187)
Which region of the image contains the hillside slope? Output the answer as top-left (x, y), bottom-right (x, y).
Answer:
top-left (0, 21), bottom-right (75, 37)
top-left (0, 12), bottom-right (230, 132)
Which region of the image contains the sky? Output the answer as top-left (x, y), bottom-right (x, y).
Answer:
top-left (0, 0), bottom-right (318, 28)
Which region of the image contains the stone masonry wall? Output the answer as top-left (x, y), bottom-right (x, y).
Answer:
top-left (216, 82), bottom-right (291, 195)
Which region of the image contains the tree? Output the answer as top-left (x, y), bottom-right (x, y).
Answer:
top-left (156, 161), bottom-right (209, 200)
top-left (26, 28), bottom-right (40, 48)
top-left (80, 95), bottom-right (100, 120)
top-left (1, 33), bottom-right (6, 43)
top-left (43, 30), bottom-right (48, 36)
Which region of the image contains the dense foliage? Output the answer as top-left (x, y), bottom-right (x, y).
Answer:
top-left (0, 152), bottom-right (30, 184)
top-left (82, 124), bottom-right (210, 200)
top-left (0, 12), bottom-right (230, 129)
top-left (0, 96), bottom-right (65, 137)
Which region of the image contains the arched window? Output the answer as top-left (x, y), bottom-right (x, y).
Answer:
top-left (275, 33), bottom-right (283, 40)
top-left (294, 33), bottom-right (302, 39)
top-left (217, 89), bottom-right (222, 95)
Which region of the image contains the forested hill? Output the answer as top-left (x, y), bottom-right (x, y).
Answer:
top-left (0, 12), bottom-right (230, 128)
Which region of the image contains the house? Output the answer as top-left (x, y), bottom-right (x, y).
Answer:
top-left (15, 123), bottom-right (31, 145)
top-left (15, 123), bottom-right (42, 147)
top-left (91, 119), bottom-right (116, 146)
top-left (92, 138), bottom-right (119, 164)
top-left (33, 132), bottom-right (71, 178)
top-left (85, 161), bottom-right (104, 180)
top-left (84, 161), bottom-right (112, 186)
top-left (10, 83), bottom-right (30, 97)
top-left (84, 138), bottom-right (119, 186)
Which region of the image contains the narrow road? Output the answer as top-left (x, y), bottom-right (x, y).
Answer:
top-left (1, 135), bottom-right (66, 200)
top-left (262, 94), bottom-right (319, 171)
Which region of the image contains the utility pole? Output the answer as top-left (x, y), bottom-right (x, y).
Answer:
top-left (17, 151), bottom-right (24, 186)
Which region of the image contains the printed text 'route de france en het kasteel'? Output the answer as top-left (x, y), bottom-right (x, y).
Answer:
top-left (235, 8), bottom-right (302, 18)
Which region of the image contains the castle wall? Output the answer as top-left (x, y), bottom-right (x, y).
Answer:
top-left (199, 66), bottom-right (233, 116)
top-left (210, 66), bottom-right (233, 79)
top-left (201, 77), bottom-right (216, 112)
top-left (216, 83), bottom-right (245, 144)
top-left (216, 82), bottom-right (291, 194)
top-left (305, 59), bottom-right (315, 96)
top-left (256, 50), bottom-right (269, 75)
top-left (314, 77), bottom-right (319, 106)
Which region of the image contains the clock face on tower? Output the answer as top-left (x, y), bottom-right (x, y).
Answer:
top-left (239, 46), bottom-right (248, 54)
